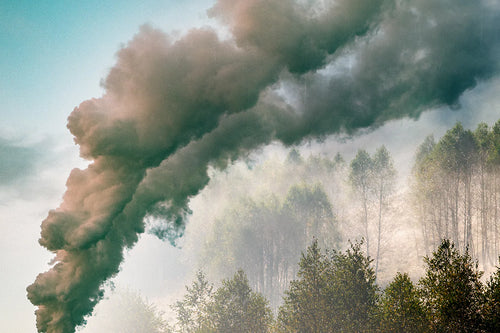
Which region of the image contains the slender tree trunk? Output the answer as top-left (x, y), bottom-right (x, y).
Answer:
top-left (421, 203), bottom-right (429, 256)
top-left (481, 165), bottom-right (487, 264)
top-left (453, 175), bottom-right (460, 247)
top-left (445, 188), bottom-right (450, 241)
top-left (436, 195), bottom-right (443, 246)
top-left (375, 182), bottom-right (383, 277)
top-left (466, 172), bottom-right (473, 254)
top-left (495, 171), bottom-right (499, 258)
top-left (363, 190), bottom-right (370, 258)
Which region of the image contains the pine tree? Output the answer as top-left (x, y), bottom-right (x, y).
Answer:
top-left (483, 258), bottom-right (500, 331)
top-left (278, 240), bottom-right (377, 332)
top-left (327, 240), bottom-right (378, 332)
top-left (207, 270), bottom-right (273, 333)
top-left (419, 239), bottom-right (484, 332)
top-left (377, 272), bottom-right (428, 332)
top-left (277, 239), bottom-right (330, 333)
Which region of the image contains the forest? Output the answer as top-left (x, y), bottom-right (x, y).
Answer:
top-left (183, 120), bottom-right (500, 288)
top-left (82, 120), bottom-right (500, 332)
top-left (91, 238), bottom-right (500, 332)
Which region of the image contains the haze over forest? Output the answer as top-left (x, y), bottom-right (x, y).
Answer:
top-left (1, 0), bottom-right (500, 332)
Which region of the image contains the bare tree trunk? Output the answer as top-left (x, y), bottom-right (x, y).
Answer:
top-left (453, 175), bottom-right (460, 247)
top-left (363, 196), bottom-right (370, 259)
top-left (466, 172), bottom-right (473, 254)
top-left (495, 171), bottom-right (499, 258)
top-left (421, 203), bottom-right (429, 256)
top-left (375, 182), bottom-right (383, 277)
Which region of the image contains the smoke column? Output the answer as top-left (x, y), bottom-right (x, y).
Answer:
top-left (27, 0), bottom-right (500, 332)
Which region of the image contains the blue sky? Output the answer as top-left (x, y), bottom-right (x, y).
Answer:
top-left (1, 0), bottom-right (213, 138)
top-left (2, 1), bottom-right (500, 332)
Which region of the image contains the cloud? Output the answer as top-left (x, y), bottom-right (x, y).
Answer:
top-left (27, 1), bottom-right (500, 332)
top-left (0, 138), bottom-right (40, 186)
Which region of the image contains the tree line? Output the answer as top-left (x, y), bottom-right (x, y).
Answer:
top-left (200, 183), bottom-right (341, 308)
top-left (163, 119), bottom-right (500, 332)
top-left (412, 121), bottom-right (500, 265)
top-left (169, 239), bottom-right (500, 332)
top-left (193, 120), bottom-right (500, 295)
top-left (193, 146), bottom-right (399, 307)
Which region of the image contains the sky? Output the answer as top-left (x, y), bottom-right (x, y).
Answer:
top-left (1, 1), bottom-right (212, 331)
top-left (1, 0), bottom-right (500, 332)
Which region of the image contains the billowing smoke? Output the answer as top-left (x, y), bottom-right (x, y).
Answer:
top-left (27, 0), bottom-right (500, 332)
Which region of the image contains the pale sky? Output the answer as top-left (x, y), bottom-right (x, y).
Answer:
top-left (1, 1), bottom-right (500, 332)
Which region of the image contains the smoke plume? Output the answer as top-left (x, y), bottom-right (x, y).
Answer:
top-left (27, 0), bottom-right (500, 332)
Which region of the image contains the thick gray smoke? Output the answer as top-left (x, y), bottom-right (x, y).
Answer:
top-left (27, 0), bottom-right (500, 332)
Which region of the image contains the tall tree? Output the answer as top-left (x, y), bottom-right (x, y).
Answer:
top-left (419, 239), bottom-right (484, 332)
top-left (484, 258), bottom-right (500, 331)
top-left (377, 272), bottom-right (428, 332)
top-left (277, 239), bottom-right (330, 333)
top-left (435, 123), bottom-right (477, 250)
top-left (207, 270), bottom-right (273, 333)
top-left (349, 149), bottom-right (374, 257)
top-left (489, 120), bottom-right (500, 258)
top-left (474, 123), bottom-right (494, 265)
top-left (372, 145), bottom-right (396, 277)
top-left (278, 240), bottom-right (377, 332)
top-left (326, 241), bottom-right (378, 332)
top-left (172, 271), bottom-right (213, 333)
top-left (412, 123), bottom-right (486, 259)
top-left (411, 135), bottom-right (438, 254)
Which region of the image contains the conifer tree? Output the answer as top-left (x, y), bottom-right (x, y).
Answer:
top-left (377, 272), bottom-right (428, 332)
top-left (419, 239), bottom-right (484, 332)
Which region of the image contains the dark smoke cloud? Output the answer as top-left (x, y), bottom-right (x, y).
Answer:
top-left (27, 0), bottom-right (500, 332)
top-left (283, 0), bottom-right (500, 142)
top-left (209, 0), bottom-right (386, 73)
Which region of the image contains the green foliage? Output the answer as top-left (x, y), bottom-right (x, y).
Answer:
top-left (172, 271), bottom-right (213, 333)
top-left (349, 149), bottom-right (374, 195)
top-left (172, 270), bottom-right (272, 333)
top-left (327, 241), bottom-right (378, 332)
top-left (475, 122), bottom-right (492, 163)
top-left (372, 146), bottom-right (396, 196)
top-left (483, 258), bottom-right (500, 331)
top-left (435, 123), bottom-right (477, 174)
top-left (414, 135), bottom-right (436, 167)
top-left (419, 239), bottom-right (484, 332)
top-left (277, 240), bottom-right (330, 333)
top-left (376, 273), bottom-right (428, 332)
top-left (278, 239), bottom-right (377, 332)
top-left (490, 120), bottom-right (500, 165)
top-left (171, 240), bottom-right (500, 332)
top-left (207, 270), bottom-right (273, 333)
